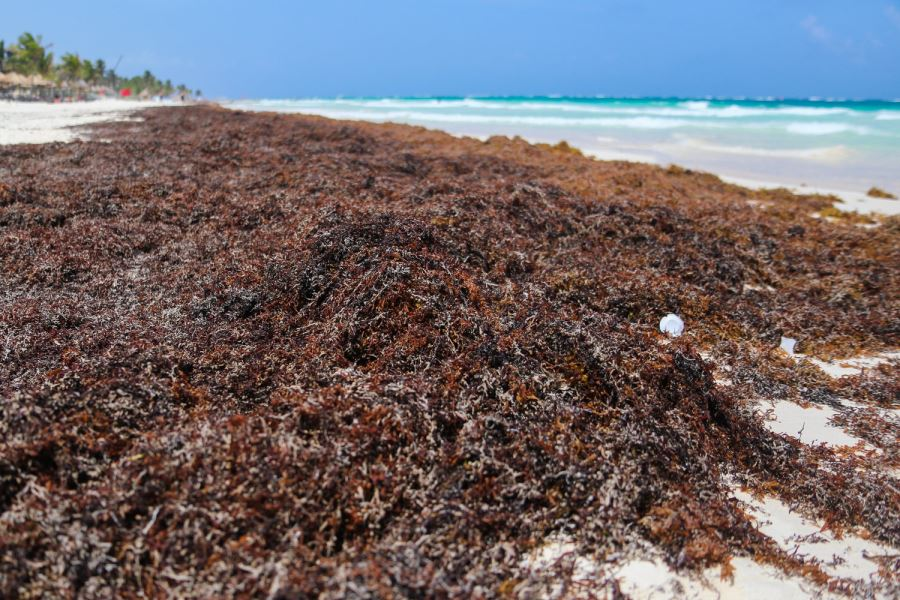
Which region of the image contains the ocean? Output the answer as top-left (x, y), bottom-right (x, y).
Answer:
top-left (226, 97), bottom-right (900, 198)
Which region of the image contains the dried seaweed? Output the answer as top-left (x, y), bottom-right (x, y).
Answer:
top-left (0, 106), bottom-right (897, 598)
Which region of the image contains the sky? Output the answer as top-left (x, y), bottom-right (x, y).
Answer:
top-left (3, 0), bottom-right (900, 99)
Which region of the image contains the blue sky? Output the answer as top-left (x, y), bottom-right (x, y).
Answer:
top-left (4, 0), bottom-right (900, 99)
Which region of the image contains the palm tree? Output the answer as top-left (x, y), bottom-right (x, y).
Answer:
top-left (95, 59), bottom-right (106, 85)
top-left (8, 32), bottom-right (54, 76)
top-left (39, 50), bottom-right (54, 77)
top-left (60, 53), bottom-right (82, 82)
top-left (2, 30), bottom-right (194, 94)
top-left (80, 58), bottom-right (96, 84)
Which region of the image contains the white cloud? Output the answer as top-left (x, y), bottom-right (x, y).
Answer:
top-left (800, 15), bottom-right (868, 63)
top-left (801, 15), bottom-right (830, 42)
top-left (887, 4), bottom-right (900, 30)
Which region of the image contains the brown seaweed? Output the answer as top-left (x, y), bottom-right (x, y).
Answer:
top-left (0, 106), bottom-right (897, 598)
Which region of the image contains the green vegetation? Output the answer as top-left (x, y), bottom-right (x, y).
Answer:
top-left (117, 69), bottom-right (188, 97)
top-left (3, 32), bottom-right (54, 76)
top-left (0, 31), bottom-right (197, 97)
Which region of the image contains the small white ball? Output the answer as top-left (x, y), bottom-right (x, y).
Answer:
top-left (659, 313), bottom-right (684, 337)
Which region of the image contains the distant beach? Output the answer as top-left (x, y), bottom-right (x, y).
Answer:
top-left (227, 97), bottom-right (900, 207)
top-left (0, 99), bottom-right (165, 145)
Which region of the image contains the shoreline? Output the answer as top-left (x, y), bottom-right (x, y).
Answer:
top-left (717, 174), bottom-right (900, 216)
top-left (2, 98), bottom-right (898, 216)
top-left (482, 133), bottom-right (900, 216)
top-left (224, 97), bottom-right (900, 209)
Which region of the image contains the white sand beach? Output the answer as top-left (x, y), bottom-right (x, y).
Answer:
top-left (0, 99), bottom-right (163, 145)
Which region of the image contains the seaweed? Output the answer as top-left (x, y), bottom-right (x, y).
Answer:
top-left (867, 187), bottom-right (897, 200)
top-left (0, 106), bottom-right (897, 598)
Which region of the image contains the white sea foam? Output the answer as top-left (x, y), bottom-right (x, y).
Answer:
top-left (245, 98), bottom-right (863, 120)
top-left (584, 147), bottom-right (661, 163)
top-left (542, 102), bottom-right (854, 119)
top-left (247, 107), bottom-right (710, 130)
top-left (670, 103), bottom-right (854, 118)
top-left (785, 122), bottom-right (873, 136)
top-left (232, 102), bottom-right (886, 140)
top-left (591, 116), bottom-right (694, 129)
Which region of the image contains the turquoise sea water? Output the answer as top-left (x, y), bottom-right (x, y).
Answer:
top-left (227, 97), bottom-right (900, 197)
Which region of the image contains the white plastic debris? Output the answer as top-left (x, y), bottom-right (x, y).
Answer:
top-left (779, 336), bottom-right (797, 355)
top-left (659, 314), bottom-right (684, 337)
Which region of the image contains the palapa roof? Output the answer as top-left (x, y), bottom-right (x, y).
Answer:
top-left (0, 71), bottom-right (53, 87)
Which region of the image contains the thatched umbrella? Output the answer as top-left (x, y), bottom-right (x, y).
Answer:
top-left (0, 72), bottom-right (53, 87)
top-left (0, 72), bottom-right (25, 86)
top-left (29, 74), bottom-right (53, 87)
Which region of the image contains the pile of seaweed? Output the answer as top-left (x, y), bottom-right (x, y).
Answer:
top-left (0, 106), bottom-right (897, 598)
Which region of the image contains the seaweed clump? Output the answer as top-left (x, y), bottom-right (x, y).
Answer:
top-left (0, 106), bottom-right (898, 597)
top-left (867, 186), bottom-right (897, 199)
